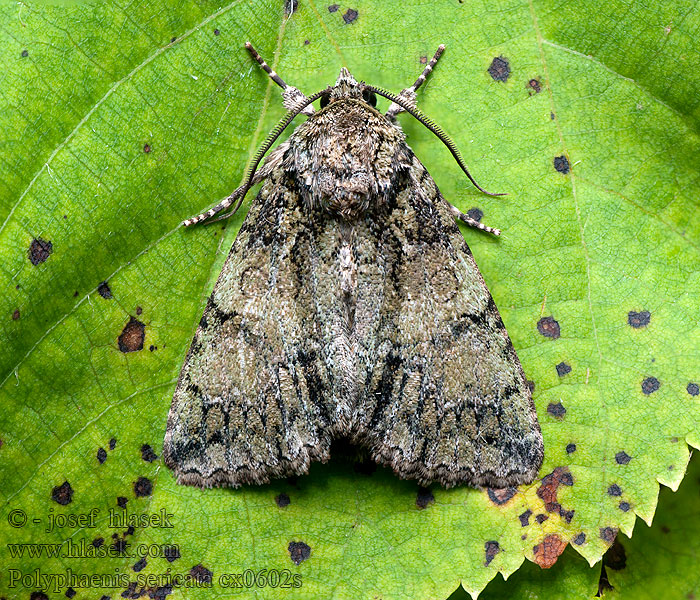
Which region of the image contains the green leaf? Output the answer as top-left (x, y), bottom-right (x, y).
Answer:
top-left (1, 0), bottom-right (699, 598)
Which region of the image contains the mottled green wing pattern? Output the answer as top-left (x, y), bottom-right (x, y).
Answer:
top-left (353, 156), bottom-right (543, 487)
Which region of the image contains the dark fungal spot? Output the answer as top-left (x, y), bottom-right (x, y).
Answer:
top-left (488, 56), bottom-right (510, 82)
top-left (619, 501), bottom-right (630, 512)
top-left (12, 309), bottom-right (20, 320)
top-left (52, 481), bottom-right (74, 505)
top-left (30, 593), bottom-right (48, 600)
top-left (420, 55), bottom-right (428, 65)
top-left (535, 513), bottom-right (548, 524)
top-left (550, 112), bottom-right (555, 120)
top-left (118, 317), bottom-right (145, 353)
top-left (213, 28), bottom-right (220, 35)
top-left (343, 8), bottom-right (358, 23)
top-left (484, 540), bottom-right (500, 566)
top-left (416, 486), bottom-right (435, 509)
top-left (527, 78), bottom-right (541, 93)
top-left (600, 527), bottom-right (617, 543)
top-left (533, 534), bottom-right (566, 568)
top-left (117, 496), bottom-right (128, 507)
top-left (21, 49), bottom-right (29, 57)
top-left (143, 143), bottom-right (151, 153)
top-left (171, 36), bottom-right (177, 42)
top-left (553, 155), bottom-right (570, 174)
top-left (607, 484), bottom-right (622, 496)
top-left (28, 238), bottom-right (53, 265)
top-left (284, 0), bottom-right (298, 14)
top-left (573, 532), bottom-right (586, 545)
top-left (555, 362), bottom-right (571, 376)
top-left (615, 451), bottom-right (631, 465)
top-left (136, 306), bottom-right (143, 315)
top-left (97, 281), bottom-right (112, 299)
top-left (687, 383), bottom-right (699, 396)
top-left (149, 345), bottom-right (156, 351)
top-left (92, 537), bottom-right (104, 547)
top-left (467, 207), bottom-right (483, 222)
top-left (560, 508), bottom-right (575, 523)
top-left (641, 376), bottom-right (660, 394)
top-left (487, 487), bottom-right (516, 506)
top-left (133, 557), bottom-right (147, 572)
top-left (109, 437), bottom-right (117, 450)
top-left (164, 544), bottom-right (180, 562)
top-left (73, 290), bottom-right (79, 297)
top-left (566, 443), bottom-right (576, 454)
top-left (537, 316), bottom-right (560, 339)
top-left (66, 587), bottom-right (76, 598)
top-left (190, 564), bottom-right (213, 583)
top-left (276, 493), bottom-right (291, 508)
top-left (97, 447), bottom-right (107, 464)
top-left (328, 3), bottom-right (338, 11)
top-left (547, 402), bottom-right (566, 418)
top-left (112, 537), bottom-right (127, 553)
top-left (627, 310), bottom-right (650, 328)
top-left (134, 476), bottom-right (152, 497)
top-left (125, 525), bottom-right (134, 536)
top-left (519, 509), bottom-right (532, 526)
top-left (304, 39), bottom-right (310, 45)
top-left (141, 444), bottom-right (158, 462)
top-left (288, 541), bottom-right (311, 565)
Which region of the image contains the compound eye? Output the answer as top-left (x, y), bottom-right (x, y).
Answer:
top-left (320, 92), bottom-right (331, 108)
top-left (362, 89), bottom-right (377, 107)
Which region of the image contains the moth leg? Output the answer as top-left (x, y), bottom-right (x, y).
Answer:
top-left (245, 42), bottom-right (315, 116)
top-left (447, 202), bottom-right (501, 236)
top-left (182, 141), bottom-right (289, 227)
top-left (387, 44), bottom-right (445, 118)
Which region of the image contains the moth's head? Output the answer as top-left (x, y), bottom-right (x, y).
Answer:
top-left (319, 67), bottom-right (378, 110)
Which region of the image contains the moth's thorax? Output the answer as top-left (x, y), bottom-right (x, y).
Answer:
top-left (288, 98), bottom-right (409, 220)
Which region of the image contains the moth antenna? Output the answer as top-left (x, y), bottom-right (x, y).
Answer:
top-left (245, 41), bottom-right (289, 90)
top-left (366, 84), bottom-right (507, 197)
top-left (410, 44), bottom-right (445, 94)
top-left (182, 87), bottom-right (331, 227)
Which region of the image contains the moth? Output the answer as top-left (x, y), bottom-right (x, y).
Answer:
top-left (163, 43), bottom-right (543, 489)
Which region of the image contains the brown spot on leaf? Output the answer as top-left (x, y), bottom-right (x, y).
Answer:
top-left (600, 527), bottom-right (618, 544)
top-left (136, 306), bottom-right (143, 315)
top-left (12, 309), bottom-right (20, 320)
top-left (535, 513), bottom-right (548, 524)
top-left (134, 476), bottom-right (152, 497)
top-left (628, 310), bottom-right (650, 328)
top-left (484, 540), bottom-right (500, 566)
top-left (519, 509), bottom-right (532, 526)
top-left (213, 28), bottom-right (220, 35)
top-left (288, 541), bottom-right (311, 565)
top-left (97, 447), bottom-right (107, 464)
top-left (97, 281), bottom-right (112, 299)
top-left (118, 317), bottom-right (145, 353)
top-left (556, 362), bottom-right (571, 376)
top-left (416, 486), bottom-right (435, 509)
top-left (607, 483), bottom-right (622, 496)
top-left (343, 8), bottom-right (358, 23)
top-left (537, 316), bottom-right (560, 338)
top-left (487, 487), bottom-right (516, 506)
top-left (553, 155), bottom-right (570, 174)
top-left (537, 467), bottom-right (574, 522)
top-left (109, 437), bottom-right (117, 450)
top-left (52, 481), bottom-right (74, 505)
top-left (573, 532), bottom-right (586, 545)
top-left (66, 587), bottom-right (76, 598)
top-left (133, 557), bottom-right (147, 572)
top-left (328, 3), bottom-right (338, 11)
top-left (143, 143), bottom-right (151, 153)
top-left (533, 534), bottom-right (566, 568)
top-left (92, 537), bottom-right (104, 548)
top-left (547, 402), bottom-right (566, 418)
top-left (566, 443), bottom-right (576, 454)
top-left (420, 55), bottom-right (428, 65)
top-left (618, 501), bottom-right (630, 512)
top-left (687, 383), bottom-right (699, 396)
top-left (190, 564), bottom-right (213, 583)
top-left (615, 451), bottom-right (631, 465)
top-left (276, 493), bottom-right (291, 508)
top-left (641, 377), bottom-right (660, 394)
top-left (164, 544), bottom-right (181, 562)
top-left (488, 56), bottom-right (510, 82)
top-left (117, 496), bottom-right (128, 507)
top-left (467, 207), bottom-right (483, 222)
top-left (141, 444), bottom-right (158, 462)
top-left (527, 78), bottom-right (541, 93)
top-left (28, 238), bottom-right (53, 265)
top-left (21, 49), bottom-right (29, 58)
